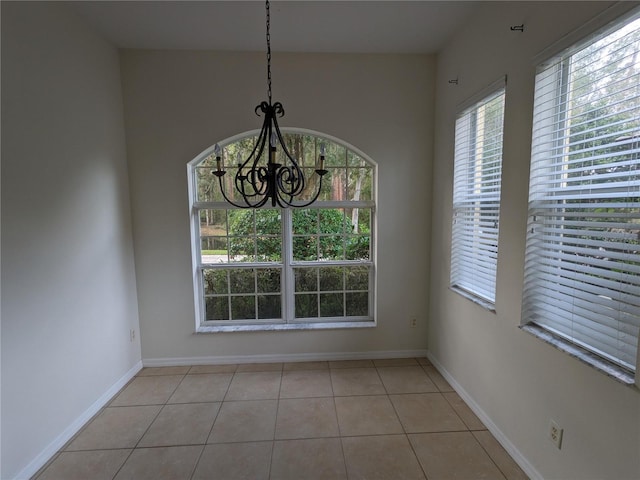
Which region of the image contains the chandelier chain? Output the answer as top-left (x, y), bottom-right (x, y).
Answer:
top-left (266, 0), bottom-right (272, 104)
top-left (212, 0), bottom-right (328, 208)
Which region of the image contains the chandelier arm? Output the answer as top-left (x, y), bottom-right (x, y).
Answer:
top-left (217, 175), bottom-right (260, 209)
top-left (275, 166), bottom-right (304, 197)
top-left (275, 172), bottom-right (326, 208)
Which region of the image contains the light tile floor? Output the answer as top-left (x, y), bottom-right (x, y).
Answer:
top-left (34, 358), bottom-right (528, 480)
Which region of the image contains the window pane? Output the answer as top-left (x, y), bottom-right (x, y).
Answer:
top-left (319, 209), bottom-right (346, 234)
top-left (324, 143), bottom-right (347, 168)
top-left (295, 293), bottom-right (318, 318)
top-left (321, 169), bottom-right (346, 201)
top-left (229, 237), bottom-right (255, 261)
top-left (346, 292), bottom-right (369, 316)
top-left (347, 167), bottom-right (373, 201)
top-left (256, 237), bottom-right (281, 261)
top-left (258, 295), bottom-right (281, 319)
top-left (320, 235), bottom-right (344, 260)
top-left (231, 296), bottom-right (255, 320)
top-left (346, 235), bottom-right (370, 260)
top-left (200, 210), bottom-right (228, 260)
top-left (345, 266), bottom-right (369, 291)
top-left (205, 297), bottom-right (228, 321)
top-left (293, 236), bottom-right (318, 261)
top-left (292, 210), bottom-right (318, 234)
top-left (255, 209), bottom-right (281, 235)
top-left (319, 267), bottom-right (344, 291)
top-left (298, 168), bottom-right (325, 202)
top-left (203, 269), bottom-right (228, 295)
top-left (196, 166), bottom-right (221, 202)
top-left (295, 268), bottom-right (318, 292)
top-left (320, 293), bottom-right (344, 317)
top-left (257, 268), bottom-right (281, 293)
top-left (229, 269), bottom-right (254, 294)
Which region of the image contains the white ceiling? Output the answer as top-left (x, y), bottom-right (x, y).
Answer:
top-left (68, 1), bottom-right (483, 54)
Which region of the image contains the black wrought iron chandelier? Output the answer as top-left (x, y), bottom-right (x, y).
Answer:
top-left (213, 0), bottom-right (328, 208)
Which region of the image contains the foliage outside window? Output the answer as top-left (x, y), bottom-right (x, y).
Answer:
top-left (188, 131), bottom-right (375, 328)
top-left (522, 14), bottom-right (640, 378)
top-left (450, 84), bottom-right (506, 305)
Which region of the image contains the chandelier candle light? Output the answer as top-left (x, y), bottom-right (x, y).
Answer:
top-left (212, 0), bottom-right (328, 208)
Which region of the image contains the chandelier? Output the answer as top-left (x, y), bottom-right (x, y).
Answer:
top-left (212, 0), bottom-right (328, 208)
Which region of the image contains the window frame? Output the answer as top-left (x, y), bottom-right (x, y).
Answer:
top-left (450, 79), bottom-right (506, 308)
top-left (521, 10), bottom-right (640, 384)
top-left (187, 128), bottom-right (377, 332)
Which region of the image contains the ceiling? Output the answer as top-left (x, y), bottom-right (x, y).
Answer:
top-left (68, 1), bottom-right (483, 54)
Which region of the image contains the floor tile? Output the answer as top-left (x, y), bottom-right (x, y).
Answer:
top-left (377, 366), bottom-right (439, 394)
top-left (188, 364), bottom-right (238, 374)
top-left (225, 371), bottom-right (281, 400)
top-left (110, 375), bottom-right (183, 406)
top-left (137, 366), bottom-right (190, 376)
top-left (138, 402), bottom-right (220, 447)
top-left (373, 358), bottom-right (419, 367)
top-left (208, 399), bottom-right (277, 443)
top-left (390, 393), bottom-right (467, 433)
top-left (342, 435), bottom-right (426, 480)
top-left (275, 397), bottom-right (339, 439)
top-left (236, 362), bottom-right (283, 372)
top-left (443, 391), bottom-right (486, 430)
top-left (66, 406), bottom-right (161, 450)
top-left (473, 431), bottom-right (529, 480)
top-left (168, 373), bottom-right (232, 403)
top-left (113, 445), bottom-right (203, 480)
top-left (330, 368), bottom-right (385, 396)
top-left (36, 449), bottom-right (131, 480)
top-left (335, 395), bottom-right (403, 436)
top-left (192, 442), bottom-right (272, 480)
top-left (422, 365), bottom-right (454, 392)
top-left (280, 369), bottom-right (333, 398)
top-left (283, 361), bottom-right (329, 370)
top-left (271, 438), bottom-right (347, 480)
top-left (409, 432), bottom-right (506, 480)
top-left (329, 359), bottom-right (374, 369)
top-left (41, 359), bottom-right (525, 479)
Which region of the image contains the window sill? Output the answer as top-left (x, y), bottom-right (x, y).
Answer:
top-left (197, 320), bottom-right (376, 333)
top-left (520, 323), bottom-right (636, 387)
top-left (450, 286), bottom-right (496, 313)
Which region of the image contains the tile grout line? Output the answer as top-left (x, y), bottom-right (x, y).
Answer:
top-left (329, 364), bottom-right (350, 479)
top-left (109, 372), bottom-right (187, 480)
top-left (189, 370), bottom-right (235, 479)
top-left (267, 366), bottom-right (284, 480)
top-left (380, 365), bottom-right (430, 480)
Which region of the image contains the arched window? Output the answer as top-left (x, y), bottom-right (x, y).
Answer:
top-left (187, 129), bottom-right (376, 331)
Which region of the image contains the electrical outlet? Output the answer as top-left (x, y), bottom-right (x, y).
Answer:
top-left (549, 420), bottom-right (563, 449)
top-left (130, 329), bottom-right (136, 342)
top-left (410, 318), bottom-right (418, 328)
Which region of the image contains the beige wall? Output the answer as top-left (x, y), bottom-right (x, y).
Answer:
top-left (120, 50), bottom-right (434, 361)
top-left (430, 2), bottom-right (640, 479)
top-left (1, 3), bottom-right (141, 478)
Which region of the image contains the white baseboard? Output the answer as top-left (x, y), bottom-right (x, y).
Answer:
top-left (143, 349), bottom-right (429, 367)
top-left (13, 361), bottom-right (143, 480)
top-left (426, 352), bottom-right (542, 480)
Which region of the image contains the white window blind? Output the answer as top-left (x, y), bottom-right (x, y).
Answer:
top-left (523, 14), bottom-right (640, 373)
top-left (451, 86), bottom-right (506, 304)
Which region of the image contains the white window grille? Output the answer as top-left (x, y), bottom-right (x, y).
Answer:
top-left (188, 130), bottom-right (376, 329)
